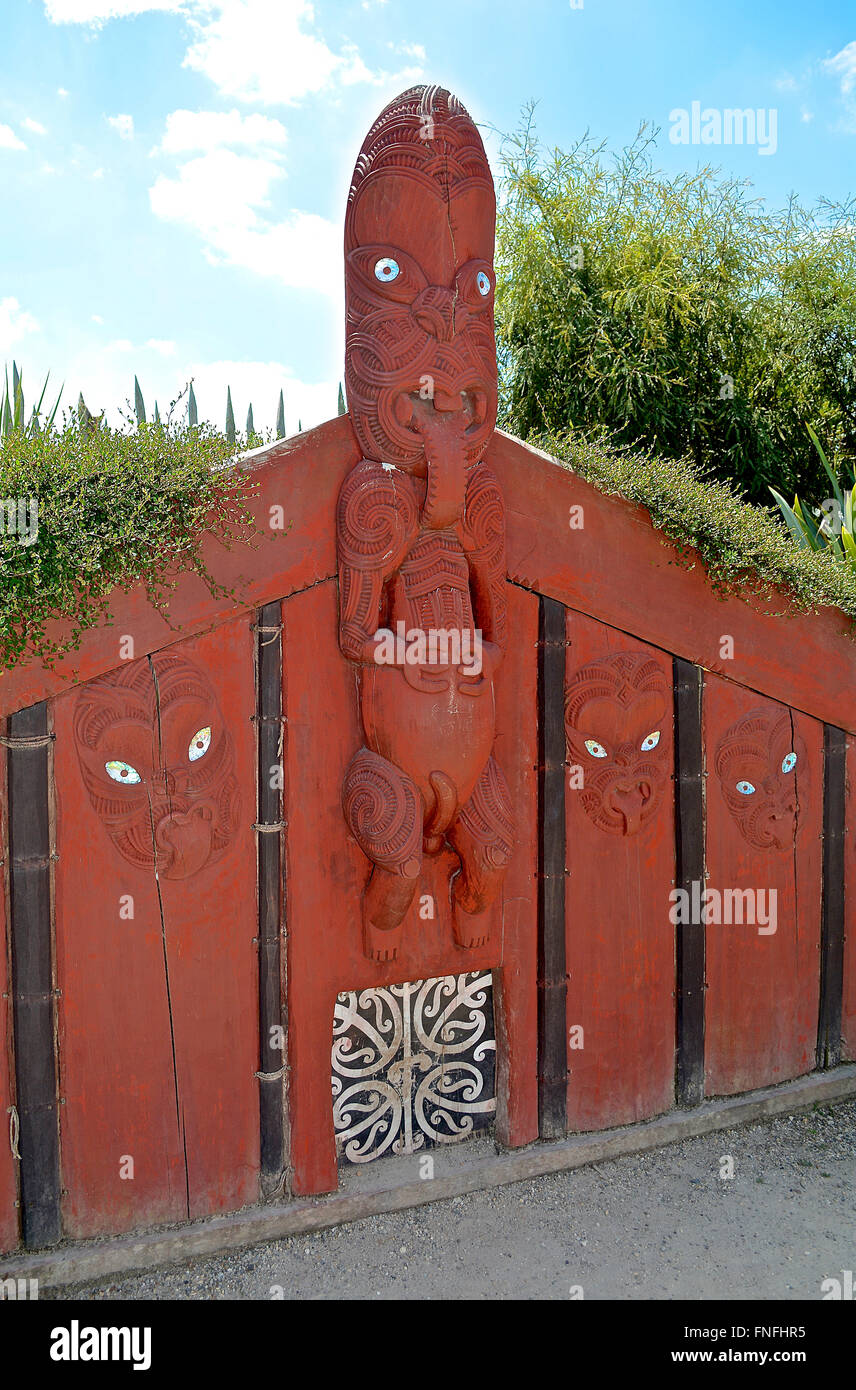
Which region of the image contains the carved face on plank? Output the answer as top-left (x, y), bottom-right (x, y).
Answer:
top-left (714, 709), bottom-right (805, 851)
top-left (73, 652), bottom-right (240, 879)
top-left (564, 652), bottom-right (671, 836)
top-left (343, 84), bottom-right (497, 471)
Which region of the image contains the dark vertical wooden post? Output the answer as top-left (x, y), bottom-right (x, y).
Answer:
top-left (817, 724), bottom-right (846, 1069)
top-left (255, 604), bottom-right (287, 1192)
top-left (537, 596), bottom-right (567, 1139)
top-left (673, 658), bottom-right (705, 1107)
top-left (6, 703), bottom-right (61, 1247)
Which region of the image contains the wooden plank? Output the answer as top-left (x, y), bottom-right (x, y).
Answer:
top-left (704, 676), bottom-right (823, 1095)
top-left (155, 622), bottom-right (260, 1220)
top-left (5, 423), bottom-right (856, 739)
top-left (7, 703), bottom-right (61, 1248)
top-left (7, 1064), bottom-right (856, 1291)
top-left (284, 579), bottom-right (535, 1194)
top-left (674, 658), bottom-right (705, 1106)
top-left (53, 620), bottom-right (259, 1237)
top-left (494, 586), bottom-right (539, 1149)
top-left (840, 735), bottom-right (855, 1062)
top-left (255, 602), bottom-right (287, 1191)
top-left (817, 725), bottom-right (846, 1068)
top-left (537, 596), bottom-right (567, 1139)
top-left (0, 720), bottom-right (20, 1252)
top-left (564, 618), bottom-right (676, 1130)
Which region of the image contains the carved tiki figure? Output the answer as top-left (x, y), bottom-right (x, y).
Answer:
top-left (337, 85), bottom-right (513, 962)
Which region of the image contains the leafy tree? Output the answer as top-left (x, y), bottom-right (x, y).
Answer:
top-left (495, 111), bottom-right (856, 505)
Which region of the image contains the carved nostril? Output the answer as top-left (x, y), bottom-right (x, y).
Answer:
top-left (432, 389), bottom-right (463, 413)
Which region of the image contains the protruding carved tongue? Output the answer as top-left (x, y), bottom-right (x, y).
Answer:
top-left (414, 406), bottom-right (469, 529)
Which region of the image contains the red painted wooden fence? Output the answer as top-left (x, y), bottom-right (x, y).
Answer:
top-left (0, 421), bottom-right (853, 1248)
top-left (283, 580), bottom-right (538, 1195)
top-left (564, 616), bottom-right (676, 1130)
top-left (704, 675), bottom-right (823, 1096)
top-left (52, 619), bottom-right (259, 1237)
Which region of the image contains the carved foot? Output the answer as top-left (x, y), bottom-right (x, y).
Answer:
top-left (343, 748), bottom-right (423, 962)
top-left (363, 922), bottom-right (403, 963)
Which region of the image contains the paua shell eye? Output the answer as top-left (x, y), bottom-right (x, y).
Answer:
top-left (585, 739), bottom-right (608, 758)
top-left (781, 752), bottom-right (797, 774)
top-left (641, 730), bottom-right (661, 751)
top-left (105, 760), bottom-right (141, 785)
top-left (374, 257), bottom-right (400, 283)
top-left (736, 780), bottom-right (756, 795)
top-left (476, 270), bottom-right (491, 296)
top-left (188, 726), bottom-right (211, 762)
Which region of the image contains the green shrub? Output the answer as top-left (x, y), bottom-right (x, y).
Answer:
top-left (0, 419), bottom-right (259, 671)
top-left (496, 115), bottom-right (856, 508)
top-left (543, 427), bottom-right (856, 625)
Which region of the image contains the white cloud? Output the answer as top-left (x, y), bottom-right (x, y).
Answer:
top-left (45, 1), bottom-right (183, 21)
top-left (825, 41), bottom-right (856, 94)
top-left (57, 87), bottom-right (70, 97)
top-left (183, 1), bottom-right (357, 104)
top-left (156, 108), bottom-right (288, 155)
top-left (0, 125), bottom-right (27, 151)
top-left (181, 358), bottom-right (337, 434)
top-left (823, 41), bottom-right (856, 131)
top-left (146, 338), bottom-right (177, 355)
top-left (107, 113), bottom-right (135, 140)
top-left (92, 167), bottom-right (105, 179)
top-left (91, 314), bottom-right (104, 324)
top-left (107, 338), bottom-right (134, 351)
top-left (0, 298), bottom-right (40, 354)
top-left (181, 0), bottom-right (422, 106)
top-left (149, 147), bottom-right (339, 293)
top-left (23, 118), bottom-right (48, 135)
top-left (801, 107), bottom-right (814, 123)
top-left (29, 340), bottom-right (337, 434)
top-left (46, 0), bottom-right (422, 105)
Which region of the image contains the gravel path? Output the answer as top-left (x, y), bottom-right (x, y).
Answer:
top-left (44, 1099), bottom-right (855, 1301)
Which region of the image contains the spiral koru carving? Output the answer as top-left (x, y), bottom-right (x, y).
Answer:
top-left (343, 749), bottom-right (423, 876)
top-left (332, 972), bottom-right (496, 1162)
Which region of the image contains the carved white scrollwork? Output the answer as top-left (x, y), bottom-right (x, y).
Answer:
top-left (332, 972), bottom-right (496, 1163)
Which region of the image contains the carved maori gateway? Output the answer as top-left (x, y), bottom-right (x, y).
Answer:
top-left (1, 86), bottom-right (855, 1253)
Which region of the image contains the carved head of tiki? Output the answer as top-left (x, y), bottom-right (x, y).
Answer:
top-left (713, 708), bottom-right (806, 851)
top-left (564, 651), bottom-right (672, 836)
top-left (343, 85), bottom-right (497, 519)
top-left (73, 652), bottom-right (240, 879)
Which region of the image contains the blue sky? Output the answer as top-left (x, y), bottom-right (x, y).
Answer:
top-left (1, 0), bottom-right (854, 434)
